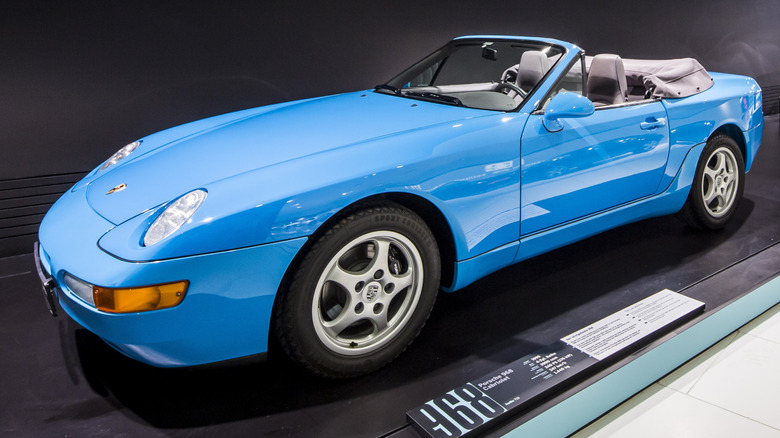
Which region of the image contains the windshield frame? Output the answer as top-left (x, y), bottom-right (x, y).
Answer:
top-left (376, 37), bottom-right (567, 112)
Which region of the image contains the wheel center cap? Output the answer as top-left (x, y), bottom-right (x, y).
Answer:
top-left (715, 176), bottom-right (723, 187)
top-left (364, 282), bottom-right (381, 302)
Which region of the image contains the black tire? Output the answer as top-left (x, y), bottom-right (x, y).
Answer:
top-left (274, 204), bottom-right (440, 378)
top-left (678, 134), bottom-right (745, 229)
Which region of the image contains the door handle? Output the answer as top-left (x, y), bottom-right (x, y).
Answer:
top-left (640, 117), bottom-right (667, 130)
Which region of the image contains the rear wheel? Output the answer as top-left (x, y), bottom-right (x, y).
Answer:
top-left (274, 204), bottom-right (440, 378)
top-left (678, 134), bottom-right (745, 229)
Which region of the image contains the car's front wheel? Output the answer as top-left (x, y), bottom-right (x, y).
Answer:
top-left (274, 204), bottom-right (440, 378)
top-left (678, 134), bottom-right (745, 229)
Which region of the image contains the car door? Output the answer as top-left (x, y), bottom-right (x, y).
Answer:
top-left (520, 63), bottom-right (670, 236)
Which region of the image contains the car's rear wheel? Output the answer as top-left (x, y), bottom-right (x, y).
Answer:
top-left (678, 134), bottom-right (745, 229)
top-left (274, 204), bottom-right (440, 378)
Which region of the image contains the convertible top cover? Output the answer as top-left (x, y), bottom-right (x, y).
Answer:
top-left (624, 57), bottom-right (714, 98)
top-left (585, 56), bottom-right (714, 99)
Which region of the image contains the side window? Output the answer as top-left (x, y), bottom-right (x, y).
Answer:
top-left (540, 56), bottom-right (584, 110)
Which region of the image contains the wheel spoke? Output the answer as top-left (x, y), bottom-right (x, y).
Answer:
top-left (322, 303), bottom-right (361, 337)
top-left (327, 265), bottom-right (364, 293)
top-left (711, 194), bottom-right (724, 211)
top-left (703, 184), bottom-right (718, 206)
top-left (370, 307), bottom-right (389, 334)
top-left (712, 152), bottom-right (727, 175)
top-left (724, 165), bottom-right (737, 181)
top-left (391, 270), bottom-right (415, 293)
top-left (366, 239), bottom-right (392, 274)
top-left (722, 180), bottom-right (736, 204)
top-left (702, 165), bottom-right (718, 182)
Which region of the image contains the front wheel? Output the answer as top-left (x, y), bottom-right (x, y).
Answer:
top-left (274, 204), bottom-right (440, 378)
top-left (678, 134), bottom-right (745, 229)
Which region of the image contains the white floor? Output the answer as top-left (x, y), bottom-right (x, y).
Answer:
top-left (571, 303), bottom-right (780, 438)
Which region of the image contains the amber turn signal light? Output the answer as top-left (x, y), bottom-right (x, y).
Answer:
top-left (93, 281), bottom-right (188, 313)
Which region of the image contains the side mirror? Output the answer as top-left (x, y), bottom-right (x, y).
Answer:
top-left (543, 91), bottom-right (595, 132)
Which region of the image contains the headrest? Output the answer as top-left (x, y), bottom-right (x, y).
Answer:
top-left (517, 51), bottom-right (550, 91)
top-left (587, 54), bottom-right (628, 105)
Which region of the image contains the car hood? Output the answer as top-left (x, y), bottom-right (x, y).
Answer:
top-left (86, 91), bottom-right (490, 224)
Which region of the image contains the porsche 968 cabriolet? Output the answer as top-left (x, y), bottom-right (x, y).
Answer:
top-left (36, 36), bottom-right (763, 377)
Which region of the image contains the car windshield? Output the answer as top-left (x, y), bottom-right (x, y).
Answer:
top-left (377, 39), bottom-right (563, 111)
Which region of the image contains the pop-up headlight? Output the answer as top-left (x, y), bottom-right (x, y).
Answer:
top-left (100, 141), bottom-right (140, 171)
top-left (143, 189), bottom-right (207, 247)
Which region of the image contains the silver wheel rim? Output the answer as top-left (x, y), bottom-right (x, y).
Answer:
top-left (311, 230), bottom-right (424, 356)
top-left (701, 146), bottom-right (739, 218)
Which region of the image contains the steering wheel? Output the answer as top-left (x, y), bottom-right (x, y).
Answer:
top-left (495, 82), bottom-right (527, 98)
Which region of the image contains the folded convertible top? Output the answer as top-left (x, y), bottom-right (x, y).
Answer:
top-left (586, 56), bottom-right (714, 99)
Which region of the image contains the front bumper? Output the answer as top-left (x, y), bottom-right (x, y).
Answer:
top-left (37, 188), bottom-right (306, 367)
top-left (33, 241), bottom-right (58, 317)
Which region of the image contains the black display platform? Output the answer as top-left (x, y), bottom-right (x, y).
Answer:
top-left (1, 115), bottom-right (778, 437)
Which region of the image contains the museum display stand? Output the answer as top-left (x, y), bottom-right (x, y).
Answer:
top-left (497, 251), bottom-right (780, 437)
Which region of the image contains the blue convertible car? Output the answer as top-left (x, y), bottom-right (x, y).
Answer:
top-left (36, 36), bottom-right (763, 377)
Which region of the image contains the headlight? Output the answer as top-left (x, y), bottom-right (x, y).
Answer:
top-left (100, 141), bottom-right (140, 171)
top-left (63, 273), bottom-right (95, 305)
top-left (143, 189), bottom-right (207, 246)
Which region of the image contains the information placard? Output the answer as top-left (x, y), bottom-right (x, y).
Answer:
top-left (406, 289), bottom-right (704, 437)
top-left (561, 289), bottom-right (705, 360)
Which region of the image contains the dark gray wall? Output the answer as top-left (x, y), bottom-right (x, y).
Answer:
top-left (2, 0), bottom-right (779, 255)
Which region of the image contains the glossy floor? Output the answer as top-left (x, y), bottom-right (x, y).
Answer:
top-left (572, 303), bottom-right (780, 437)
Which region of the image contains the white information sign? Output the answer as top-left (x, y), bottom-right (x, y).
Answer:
top-left (561, 289), bottom-right (705, 360)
